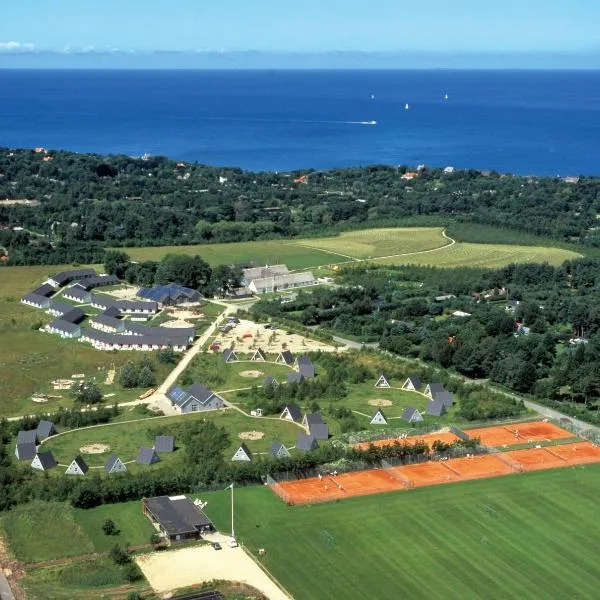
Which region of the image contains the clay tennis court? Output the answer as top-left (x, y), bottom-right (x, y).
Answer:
top-left (271, 441), bottom-right (600, 505)
top-left (465, 421), bottom-right (572, 448)
top-left (353, 431), bottom-right (460, 451)
top-left (505, 441), bottom-right (600, 472)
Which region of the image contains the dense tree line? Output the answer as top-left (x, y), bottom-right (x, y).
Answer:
top-left (1, 148), bottom-right (600, 265)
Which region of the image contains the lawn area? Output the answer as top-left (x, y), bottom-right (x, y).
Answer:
top-left (21, 558), bottom-right (152, 600)
top-left (203, 464), bottom-right (600, 600)
top-left (1, 501), bottom-right (94, 563)
top-left (296, 227), bottom-right (448, 258)
top-left (179, 351), bottom-right (294, 392)
top-left (41, 408), bottom-right (303, 468)
top-left (0, 265), bottom-right (172, 417)
top-left (121, 240), bottom-right (337, 269)
top-left (378, 242), bottom-right (581, 268)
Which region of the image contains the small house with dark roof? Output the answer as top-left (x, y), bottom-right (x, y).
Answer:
top-left (47, 318), bottom-right (81, 338)
top-left (166, 383), bottom-right (225, 414)
top-left (32, 283), bottom-right (56, 297)
top-left (17, 430), bottom-right (38, 445)
top-left (90, 294), bottom-right (115, 311)
top-left (31, 452), bottom-right (57, 471)
top-left (296, 433), bottom-right (319, 452)
top-left (223, 348), bottom-right (239, 363)
top-left (91, 313), bottom-right (125, 333)
top-left (370, 409), bottom-right (388, 425)
top-left (296, 356), bottom-right (315, 379)
top-left (137, 447), bottom-right (160, 465)
top-left (155, 435), bottom-right (175, 453)
top-left (232, 443), bottom-right (252, 462)
top-left (402, 375), bottom-right (422, 391)
top-left (433, 391), bottom-right (453, 408)
top-left (65, 455), bottom-right (89, 475)
top-left (276, 350), bottom-right (295, 365)
top-left (287, 372), bottom-right (304, 385)
top-left (63, 285), bottom-right (92, 303)
top-left (309, 423), bottom-right (329, 441)
top-left (15, 442), bottom-right (37, 461)
top-left (21, 293), bottom-right (52, 309)
top-left (47, 299), bottom-right (75, 317)
top-left (47, 268), bottom-right (97, 288)
top-left (105, 454), bottom-right (128, 474)
top-left (142, 495), bottom-right (214, 543)
top-left (36, 420), bottom-right (56, 440)
top-left (402, 406), bottom-right (424, 423)
top-left (375, 374), bottom-right (390, 388)
top-left (425, 383), bottom-right (445, 398)
top-left (280, 403), bottom-right (302, 422)
top-left (251, 348), bottom-right (267, 361)
top-left (61, 307), bottom-right (85, 324)
top-left (302, 412), bottom-right (323, 428)
top-left (263, 375), bottom-right (279, 390)
top-left (426, 399), bottom-right (446, 417)
top-left (269, 440), bottom-right (291, 459)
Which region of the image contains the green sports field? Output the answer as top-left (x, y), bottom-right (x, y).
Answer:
top-left (203, 465), bottom-right (600, 600)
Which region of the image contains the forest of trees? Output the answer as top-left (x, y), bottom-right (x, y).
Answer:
top-left (1, 148), bottom-right (600, 264)
top-left (253, 258), bottom-right (600, 422)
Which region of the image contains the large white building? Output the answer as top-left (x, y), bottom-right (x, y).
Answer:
top-left (242, 264), bottom-right (316, 294)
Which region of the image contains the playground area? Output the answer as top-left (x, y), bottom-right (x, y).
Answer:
top-left (270, 439), bottom-right (600, 505)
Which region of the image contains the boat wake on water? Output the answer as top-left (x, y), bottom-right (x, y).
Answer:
top-left (192, 116), bottom-right (376, 126)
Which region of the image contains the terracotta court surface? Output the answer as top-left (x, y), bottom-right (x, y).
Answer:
top-left (271, 441), bottom-right (600, 505)
top-left (465, 421), bottom-right (573, 448)
top-left (353, 430), bottom-right (460, 451)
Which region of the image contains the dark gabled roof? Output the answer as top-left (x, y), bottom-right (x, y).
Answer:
top-left (155, 435), bottom-right (175, 453)
top-left (78, 275), bottom-right (120, 290)
top-left (223, 348), bottom-right (237, 361)
top-left (304, 412), bottom-right (324, 426)
top-left (233, 443), bottom-right (252, 460)
top-left (104, 454), bottom-right (126, 473)
top-left (309, 423), bottom-right (329, 441)
top-left (61, 307), bottom-right (85, 324)
top-left (16, 442), bottom-right (37, 460)
top-left (36, 420), bottom-right (56, 439)
top-left (372, 408), bottom-right (387, 420)
top-left (69, 455), bottom-right (89, 473)
top-left (263, 375), bottom-right (279, 388)
top-left (49, 318), bottom-right (81, 334)
top-left (166, 385), bottom-right (188, 404)
top-left (17, 430), bottom-right (38, 444)
top-left (143, 496), bottom-right (212, 536)
top-left (91, 313), bottom-right (123, 329)
top-left (426, 399), bottom-right (446, 417)
top-left (103, 305), bottom-right (121, 317)
top-left (137, 447), bottom-right (160, 465)
top-left (405, 374), bottom-right (422, 388)
top-left (90, 293), bottom-right (115, 308)
top-left (187, 383), bottom-right (220, 406)
top-left (296, 433), bottom-right (319, 452)
top-left (137, 284), bottom-right (201, 304)
top-left (297, 356), bottom-right (315, 378)
top-left (426, 383), bottom-right (445, 395)
top-left (402, 406), bottom-right (420, 420)
top-left (287, 372), bottom-right (304, 385)
top-left (32, 283), bottom-right (56, 297)
top-left (279, 350), bottom-right (295, 364)
top-left (269, 440), bottom-right (290, 458)
top-left (282, 403), bottom-right (302, 422)
top-left (49, 269), bottom-right (96, 286)
top-left (253, 348), bottom-right (267, 360)
top-left (48, 299), bottom-right (73, 315)
top-left (34, 452), bottom-right (57, 470)
top-left (433, 391), bottom-right (453, 407)
top-left (21, 292), bottom-right (51, 305)
top-left (63, 286), bottom-right (91, 301)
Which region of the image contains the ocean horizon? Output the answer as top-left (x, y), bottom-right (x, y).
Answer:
top-left (1, 68), bottom-right (599, 175)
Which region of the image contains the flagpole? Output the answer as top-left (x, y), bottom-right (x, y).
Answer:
top-left (231, 482), bottom-right (235, 539)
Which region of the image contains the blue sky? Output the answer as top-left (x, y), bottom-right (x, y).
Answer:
top-left (1, 0), bottom-right (599, 67)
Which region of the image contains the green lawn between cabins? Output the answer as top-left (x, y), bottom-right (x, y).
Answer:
top-left (202, 464), bottom-right (600, 600)
top-left (41, 408), bottom-right (304, 469)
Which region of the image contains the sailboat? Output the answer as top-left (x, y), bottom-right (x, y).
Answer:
top-left (404, 103), bottom-right (410, 110)
top-left (444, 93), bottom-right (449, 100)
top-left (371, 94), bottom-right (375, 100)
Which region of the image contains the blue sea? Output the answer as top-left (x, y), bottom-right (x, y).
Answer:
top-left (0, 69), bottom-right (599, 175)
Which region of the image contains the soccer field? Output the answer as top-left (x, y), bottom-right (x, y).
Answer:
top-left (204, 465), bottom-right (600, 600)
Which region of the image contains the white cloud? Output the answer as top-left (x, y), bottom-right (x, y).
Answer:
top-left (0, 41), bottom-right (36, 53)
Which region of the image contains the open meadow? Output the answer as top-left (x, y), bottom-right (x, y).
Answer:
top-left (203, 465), bottom-right (600, 600)
top-left (120, 227), bottom-right (579, 270)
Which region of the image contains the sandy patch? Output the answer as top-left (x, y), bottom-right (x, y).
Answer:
top-left (80, 443), bottom-right (110, 454)
top-left (161, 319), bottom-right (193, 328)
top-left (103, 286), bottom-right (140, 300)
top-left (104, 369), bottom-right (115, 385)
top-left (136, 541), bottom-right (290, 599)
top-left (368, 399), bottom-right (393, 407)
top-left (165, 309), bottom-right (205, 320)
top-left (240, 370), bottom-right (264, 378)
top-left (31, 397), bottom-right (49, 403)
top-left (239, 431), bottom-right (265, 441)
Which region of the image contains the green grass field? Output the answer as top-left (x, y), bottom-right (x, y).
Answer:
top-left (377, 242), bottom-right (581, 268)
top-left (203, 465), bottom-right (600, 600)
top-left (42, 408), bottom-right (303, 468)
